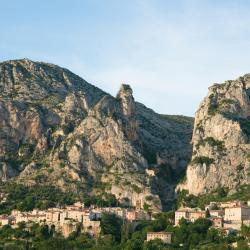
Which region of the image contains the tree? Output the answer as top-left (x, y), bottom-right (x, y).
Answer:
top-left (101, 213), bottom-right (123, 242)
top-left (92, 235), bottom-right (119, 250)
top-left (237, 240), bottom-right (249, 250)
top-left (73, 233), bottom-right (95, 249)
top-left (35, 236), bottom-right (70, 250)
top-left (121, 221), bottom-right (132, 244)
top-left (143, 239), bottom-right (167, 250)
top-left (241, 224), bottom-right (250, 239)
top-left (207, 228), bottom-right (220, 243)
top-left (205, 209), bottom-right (210, 218)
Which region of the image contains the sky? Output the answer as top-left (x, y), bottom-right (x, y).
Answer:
top-left (1, 0), bottom-right (250, 116)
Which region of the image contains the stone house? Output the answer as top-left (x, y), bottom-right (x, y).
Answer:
top-left (189, 210), bottom-right (206, 222)
top-left (175, 209), bottom-right (188, 225)
top-left (175, 208), bottom-right (206, 225)
top-left (220, 201), bottom-right (244, 209)
top-left (210, 217), bottom-right (223, 228)
top-left (15, 213), bottom-right (46, 224)
top-left (101, 207), bottom-right (126, 219)
top-left (209, 210), bottom-right (224, 217)
top-left (224, 206), bottom-right (250, 222)
top-left (0, 215), bottom-right (10, 226)
top-left (45, 210), bottom-right (61, 223)
top-left (61, 220), bottom-right (80, 237)
top-left (82, 220), bottom-right (101, 237)
top-left (67, 210), bottom-right (84, 222)
top-left (126, 210), bottom-right (137, 221)
top-left (147, 232), bottom-right (172, 244)
top-left (205, 202), bottom-right (219, 211)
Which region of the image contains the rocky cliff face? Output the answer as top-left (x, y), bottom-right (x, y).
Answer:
top-left (0, 59), bottom-right (193, 211)
top-left (178, 74), bottom-right (250, 195)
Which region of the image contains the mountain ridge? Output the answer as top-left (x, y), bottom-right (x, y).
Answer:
top-left (0, 58), bottom-right (193, 211)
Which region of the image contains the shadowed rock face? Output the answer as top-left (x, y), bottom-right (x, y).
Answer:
top-left (178, 74), bottom-right (250, 195)
top-left (0, 59), bottom-right (193, 211)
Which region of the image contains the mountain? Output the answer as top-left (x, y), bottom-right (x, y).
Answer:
top-left (0, 59), bottom-right (193, 211)
top-left (178, 74), bottom-right (250, 195)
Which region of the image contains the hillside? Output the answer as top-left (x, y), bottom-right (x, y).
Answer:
top-left (0, 59), bottom-right (193, 211)
top-left (178, 74), bottom-right (250, 195)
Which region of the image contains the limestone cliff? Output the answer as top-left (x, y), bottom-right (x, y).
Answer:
top-left (0, 59), bottom-right (193, 211)
top-left (178, 74), bottom-right (250, 195)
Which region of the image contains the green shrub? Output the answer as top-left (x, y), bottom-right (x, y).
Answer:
top-left (18, 143), bottom-right (35, 157)
top-left (221, 98), bottom-right (235, 105)
top-left (191, 156), bottom-right (214, 166)
top-left (59, 162), bottom-right (65, 169)
top-left (145, 195), bottom-right (154, 201)
top-left (197, 137), bottom-right (226, 152)
top-left (131, 184), bottom-right (142, 194)
top-left (47, 168), bottom-right (54, 174)
top-left (236, 164), bottom-right (244, 172)
top-left (208, 103), bottom-right (219, 116)
top-left (196, 123), bottom-right (204, 133)
top-left (143, 203), bottom-right (151, 211)
top-left (245, 153), bottom-right (250, 161)
top-left (208, 97), bottom-right (235, 116)
top-left (34, 174), bottom-right (47, 183)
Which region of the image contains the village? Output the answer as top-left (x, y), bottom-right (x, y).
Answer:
top-left (145, 199), bottom-right (250, 245)
top-left (1, 197), bottom-right (250, 246)
top-left (0, 199), bottom-right (152, 238)
top-left (175, 200), bottom-right (250, 230)
top-left (147, 199), bottom-right (250, 245)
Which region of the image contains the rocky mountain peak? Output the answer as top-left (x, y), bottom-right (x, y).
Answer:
top-left (0, 59), bottom-right (193, 211)
top-left (116, 84), bottom-right (135, 117)
top-left (178, 73), bottom-right (250, 195)
top-left (117, 84), bottom-right (133, 97)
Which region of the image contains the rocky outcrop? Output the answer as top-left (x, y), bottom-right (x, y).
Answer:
top-left (178, 74), bottom-right (250, 195)
top-left (0, 59), bottom-right (193, 211)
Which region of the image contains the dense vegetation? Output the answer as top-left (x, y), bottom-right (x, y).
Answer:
top-left (0, 182), bottom-right (75, 214)
top-left (0, 182), bottom-right (120, 215)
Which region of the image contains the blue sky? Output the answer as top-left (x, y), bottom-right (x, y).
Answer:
top-left (1, 0), bottom-right (250, 116)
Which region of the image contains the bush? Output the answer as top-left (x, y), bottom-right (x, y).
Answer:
top-left (191, 156), bottom-right (214, 166)
top-left (197, 137), bottom-right (225, 152)
top-left (208, 103), bottom-right (219, 116)
top-left (145, 195), bottom-right (154, 202)
top-left (59, 162), bottom-right (65, 168)
top-left (204, 137), bottom-right (225, 151)
top-left (208, 97), bottom-right (236, 116)
top-left (131, 184), bottom-right (142, 194)
top-left (143, 203), bottom-right (151, 211)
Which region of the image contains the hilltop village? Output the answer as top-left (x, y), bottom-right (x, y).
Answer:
top-left (1, 193), bottom-right (250, 247)
top-left (0, 200), bottom-right (151, 238)
top-left (175, 200), bottom-right (250, 231)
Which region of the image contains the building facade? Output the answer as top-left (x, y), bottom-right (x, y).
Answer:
top-left (147, 232), bottom-right (172, 244)
top-left (224, 206), bottom-right (250, 221)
